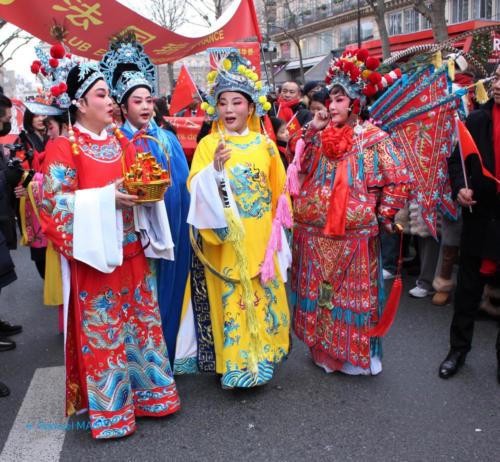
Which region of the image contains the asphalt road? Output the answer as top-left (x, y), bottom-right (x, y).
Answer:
top-left (0, 246), bottom-right (498, 462)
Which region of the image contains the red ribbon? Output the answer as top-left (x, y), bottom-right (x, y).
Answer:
top-left (321, 124), bottom-right (354, 237)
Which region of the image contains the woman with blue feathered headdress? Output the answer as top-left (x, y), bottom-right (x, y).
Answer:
top-left (100, 35), bottom-right (192, 373)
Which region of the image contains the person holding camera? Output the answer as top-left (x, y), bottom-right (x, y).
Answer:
top-left (0, 93), bottom-right (23, 397)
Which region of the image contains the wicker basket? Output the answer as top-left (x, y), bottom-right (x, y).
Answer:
top-left (122, 134), bottom-right (171, 203)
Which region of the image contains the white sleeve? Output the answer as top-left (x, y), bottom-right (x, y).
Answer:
top-left (134, 202), bottom-right (175, 260)
top-left (73, 183), bottom-right (123, 273)
top-left (187, 162), bottom-right (239, 229)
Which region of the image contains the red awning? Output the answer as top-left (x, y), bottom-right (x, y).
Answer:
top-left (352, 20), bottom-right (500, 59)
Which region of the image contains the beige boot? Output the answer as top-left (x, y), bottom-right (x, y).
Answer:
top-left (432, 246), bottom-right (459, 306)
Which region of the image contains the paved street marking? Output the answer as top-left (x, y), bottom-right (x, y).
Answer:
top-left (0, 366), bottom-right (66, 462)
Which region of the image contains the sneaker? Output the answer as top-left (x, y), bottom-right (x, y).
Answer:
top-left (409, 286), bottom-right (432, 298)
top-left (0, 320), bottom-right (22, 336)
top-left (382, 269), bottom-right (395, 280)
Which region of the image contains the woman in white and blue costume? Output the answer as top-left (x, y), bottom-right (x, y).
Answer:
top-left (100, 37), bottom-right (192, 372)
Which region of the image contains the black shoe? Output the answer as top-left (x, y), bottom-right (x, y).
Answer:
top-left (0, 337), bottom-right (16, 352)
top-left (0, 381), bottom-right (10, 397)
top-left (439, 350), bottom-right (466, 379)
top-left (0, 319), bottom-right (22, 336)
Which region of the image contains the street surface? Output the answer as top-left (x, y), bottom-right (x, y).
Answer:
top-left (0, 246), bottom-right (498, 461)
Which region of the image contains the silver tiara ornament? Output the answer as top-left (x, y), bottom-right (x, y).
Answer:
top-left (100, 40), bottom-right (157, 104)
top-left (113, 71), bottom-right (152, 104)
top-left (74, 62), bottom-right (104, 101)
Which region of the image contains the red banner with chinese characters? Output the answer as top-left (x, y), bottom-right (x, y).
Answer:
top-left (0, 0), bottom-right (261, 64)
top-left (164, 116), bottom-right (204, 161)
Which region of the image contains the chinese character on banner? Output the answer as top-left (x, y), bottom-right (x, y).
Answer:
top-left (52, 0), bottom-right (103, 30)
top-left (118, 26), bottom-right (156, 46)
top-left (153, 43), bottom-right (188, 56)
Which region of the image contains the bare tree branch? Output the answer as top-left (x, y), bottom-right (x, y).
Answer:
top-left (0, 35), bottom-right (34, 68)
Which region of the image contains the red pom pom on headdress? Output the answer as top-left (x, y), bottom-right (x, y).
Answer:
top-left (368, 72), bottom-right (382, 85)
top-left (50, 43), bottom-right (66, 59)
top-left (356, 49), bottom-right (369, 63)
top-left (363, 84), bottom-right (377, 97)
top-left (49, 58), bottom-right (59, 69)
top-left (365, 57), bottom-right (380, 71)
top-left (50, 85), bottom-right (61, 97)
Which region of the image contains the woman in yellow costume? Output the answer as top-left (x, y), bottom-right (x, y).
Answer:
top-left (187, 48), bottom-right (292, 388)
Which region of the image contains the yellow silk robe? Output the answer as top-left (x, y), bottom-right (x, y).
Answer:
top-left (188, 130), bottom-right (290, 388)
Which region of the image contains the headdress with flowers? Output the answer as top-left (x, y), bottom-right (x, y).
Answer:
top-left (325, 48), bottom-right (402, 112)
top-left (202, 48), bottom-right (271, 120)
top-left (100, 32), bottom-right (157, 104)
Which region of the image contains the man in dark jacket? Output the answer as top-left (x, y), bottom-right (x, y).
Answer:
top-left (439, 65), bottom-right (500, 384)
top-left (0, 93), bottom-right (23, 397)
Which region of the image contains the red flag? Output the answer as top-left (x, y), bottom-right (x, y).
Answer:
top-left (457, 118), bottom-right (500, 185)
top-left (169, 65), bottom-right (198, 115)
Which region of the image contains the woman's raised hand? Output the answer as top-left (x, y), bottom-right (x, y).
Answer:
top-left (311, 109), bottom-right (330, 131)
top-left (214, 141), bottom-right (232, 172)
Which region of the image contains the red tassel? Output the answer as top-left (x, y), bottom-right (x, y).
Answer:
top-left (368, 276), bottom-right (402, 337)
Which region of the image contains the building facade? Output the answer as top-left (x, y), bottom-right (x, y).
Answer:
top-left (266, 0), bottom-right (500, 83)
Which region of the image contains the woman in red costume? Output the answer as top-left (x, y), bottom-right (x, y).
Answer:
top-left (40, 63), bottom-right (179, 439)
top-left (290, 49), bottom-right (409, 375)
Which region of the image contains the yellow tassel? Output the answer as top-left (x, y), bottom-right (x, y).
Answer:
top-left (447, 57), bottom-right (455, 81)
top-left (475, 80), bottom-right (489, 104)
top-left (19, 196), bottom-right (29, 246)
top-left (223, 206), bottom-right (261, 375)
top-left (432, 51), bottom-right (442, 70)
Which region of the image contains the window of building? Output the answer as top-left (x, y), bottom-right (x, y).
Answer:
top-left (451, 0), bottom-right (470, 22)
top-left (387, 11), bottom-right (403, 36)
top-left (404, 9), bottom-right (420, 33)
top-left (472, 0), bottom-right (492, 18)
top-left (361, 21), bottom-right (374, 40)
top-left (318, 30), bottom-right (333, 54)
top-left (339, 23), bottom-right (357, 47)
